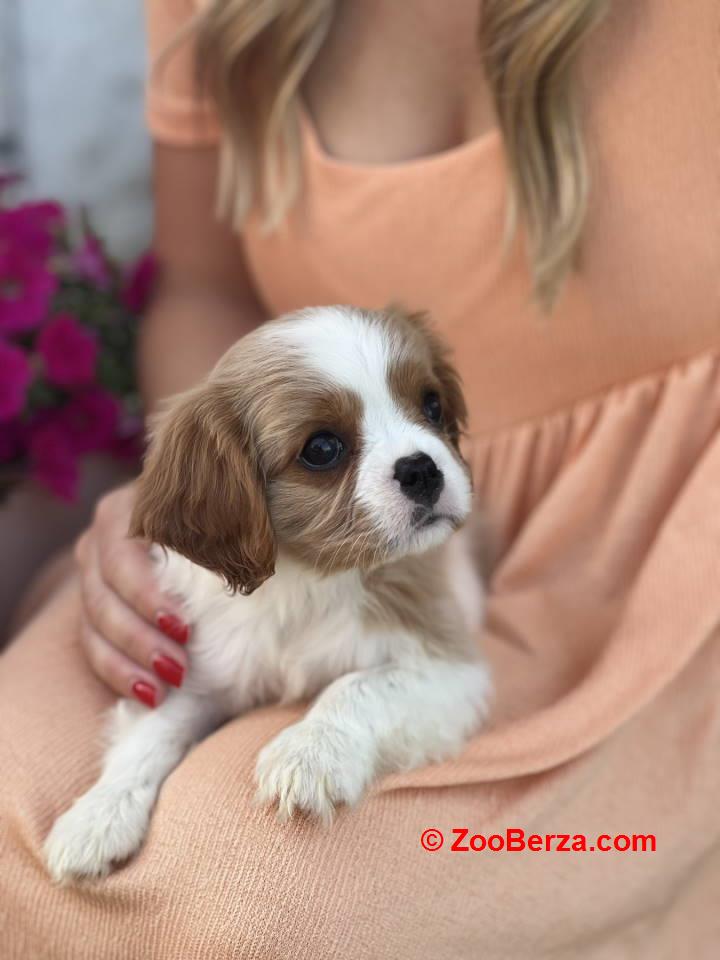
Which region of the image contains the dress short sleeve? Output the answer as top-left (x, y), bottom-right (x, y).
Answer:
top-left (144, 0), bottom-right (220, 145)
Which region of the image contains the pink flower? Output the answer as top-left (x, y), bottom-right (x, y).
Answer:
top-left (38, 313), bottom-right (98, 387)
top-left (0, 341), bottom-right (32, 422)
top-left (28, 418), bottom-right (79, 501)
top-left (122, 252), bottom-right (157, 313)
top-left (0, 201), bottom-right (64, 262)
top-left (59, 388), bottom-right (119, 454)
top-left (72, 234), bottom-right (112, 288)
top-left (26, 389), bottom-right (118, 501)
top-left (0, 251), bottom-right (58, 334)
top-left (0, 200), bottom-right (63, 332)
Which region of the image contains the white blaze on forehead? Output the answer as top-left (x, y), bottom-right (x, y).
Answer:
top-left (266, 306), bottom-right (399, 394)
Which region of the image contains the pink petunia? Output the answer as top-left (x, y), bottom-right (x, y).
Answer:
top-left (72, 234), bottom-right (112, 288)
top-left (37, 313), bottom-right (98, 387)
top-left (122, 252), bottom-right (157, 313)
top-left (28, 417), bottom-right (79, 501)
top-left (0, 251), bottom-right (58, 334)
top-left (0, 201), bottom-right (64, 261)
top-left (59, 387), bottom-right (119, 454)
top-left (0, 340), bottom-right (32, 422)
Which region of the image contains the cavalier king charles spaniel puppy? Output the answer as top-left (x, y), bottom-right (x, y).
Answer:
top-left (45, 305), bottom-right (491, 883)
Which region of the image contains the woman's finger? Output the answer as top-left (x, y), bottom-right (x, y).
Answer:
top-left (74, 530), bottom-right (91, 567)
top-left (80, 541), bottom-right (188, 691)
top-left (92, 486), bottom-right (190, 637)
top-left (91, 488), bottom-right (191, 644)
top-left (97, 532), bottom-right (190, 644)
top-left (79, 620), bottom-right (168, 708)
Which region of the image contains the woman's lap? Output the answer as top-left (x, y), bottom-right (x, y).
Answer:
top-left (2, 578), bottom-right (720, 960)
top-left (0, 578), bottom-right (490, 959)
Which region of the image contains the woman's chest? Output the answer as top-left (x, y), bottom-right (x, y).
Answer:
top-left (301, 0), bottom-right (495, 165)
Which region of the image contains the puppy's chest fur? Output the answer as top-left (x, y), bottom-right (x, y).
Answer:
top-left (154, 533), bottom-right (480, 713)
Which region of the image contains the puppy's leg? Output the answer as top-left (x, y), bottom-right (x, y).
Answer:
top-left (44, 692), bottom-right (220, 883)
top-left (256, 655), bottom-right (491, 823)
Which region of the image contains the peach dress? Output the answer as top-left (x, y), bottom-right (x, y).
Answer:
top-left (1, 1), bottom-right (719, 957)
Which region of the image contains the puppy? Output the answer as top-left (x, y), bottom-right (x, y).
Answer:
top-left (44, 305), bottom-right (491, 883)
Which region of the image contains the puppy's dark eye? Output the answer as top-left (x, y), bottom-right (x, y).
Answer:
top-left (422, 391), bottom-right (443, 424)
top-left (299, 432), bottom-right (346, 471)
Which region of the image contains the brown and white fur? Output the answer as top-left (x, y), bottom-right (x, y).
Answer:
top-left (44, 305), bottom-right (491, 883)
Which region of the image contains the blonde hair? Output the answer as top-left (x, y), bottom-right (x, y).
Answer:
top-left (192, 0), bottom-right (608, 307)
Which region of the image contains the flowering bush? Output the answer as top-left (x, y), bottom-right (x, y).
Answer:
top-left (0, 180), bottom-right (153, 501)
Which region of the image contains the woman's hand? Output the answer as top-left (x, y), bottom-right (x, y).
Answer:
top-left (75, 482), bottom-right (190, 708)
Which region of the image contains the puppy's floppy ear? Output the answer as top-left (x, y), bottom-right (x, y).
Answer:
top-left (130, 383), bottom-right (276, 595)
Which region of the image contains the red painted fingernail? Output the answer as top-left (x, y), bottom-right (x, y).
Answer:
top-left (156, 612), bottom-right (189, 645)
top-left (152, 654), bottom-right (185, 688)
top-left (132, 681), bottom-right (157, 708)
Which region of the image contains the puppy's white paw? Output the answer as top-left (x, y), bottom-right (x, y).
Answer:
top-left (255, 721), bottom-right (374, 824)
top-left (44, 783), bottom-right (153, 884)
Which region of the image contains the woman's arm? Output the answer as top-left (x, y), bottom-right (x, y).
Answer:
top-left (77, 142), bottom-right (266, 706)
top-left (140, 142), bottom-right (266, 409)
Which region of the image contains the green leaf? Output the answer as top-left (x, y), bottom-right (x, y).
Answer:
top-left (26, 378), bottom-right (65, 412)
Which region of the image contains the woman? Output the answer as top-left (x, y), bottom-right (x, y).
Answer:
top-left (1, 0), bottom-right (719, 956)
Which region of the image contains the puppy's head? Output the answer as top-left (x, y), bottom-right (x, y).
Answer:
top-left (130, 306), bottom-right (471, 593)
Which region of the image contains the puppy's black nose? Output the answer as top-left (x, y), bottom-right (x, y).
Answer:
top-left (394, 453), bottom-right (444, 507)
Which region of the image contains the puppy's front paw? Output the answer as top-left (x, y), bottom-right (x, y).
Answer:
top-left (255, 721), bottom-right (374, 824)
top-left (44, 783), bottom-right (153, 884)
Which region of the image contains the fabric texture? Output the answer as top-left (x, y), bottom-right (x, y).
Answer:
top-left (1, 0), bottom-right (719, 956)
